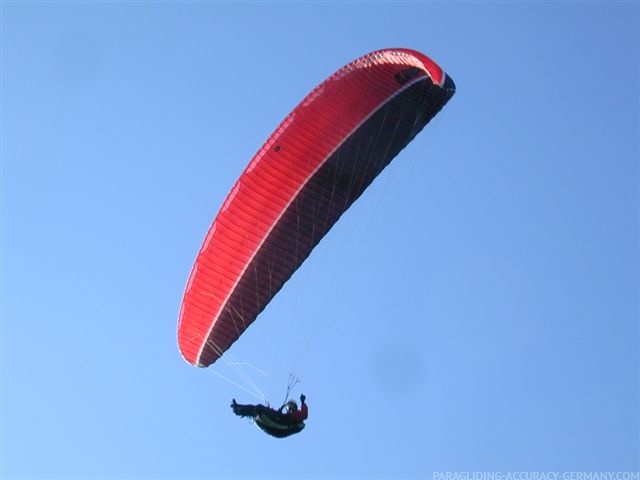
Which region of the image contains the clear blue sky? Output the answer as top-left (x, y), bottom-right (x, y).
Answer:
top-left (2, 2), bottom-right (638, 479)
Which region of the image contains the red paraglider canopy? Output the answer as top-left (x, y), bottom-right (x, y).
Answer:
top-left (178, 48), bottom-right (455, 367)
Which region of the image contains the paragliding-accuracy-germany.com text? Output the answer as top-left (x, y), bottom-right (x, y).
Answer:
top-left (433, 472), bottom-right (640, 480)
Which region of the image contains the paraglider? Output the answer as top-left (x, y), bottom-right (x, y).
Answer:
top-left (231, 394), bottom-right (308, 438)
top-left (177, 47), bottom-right (455, 436)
